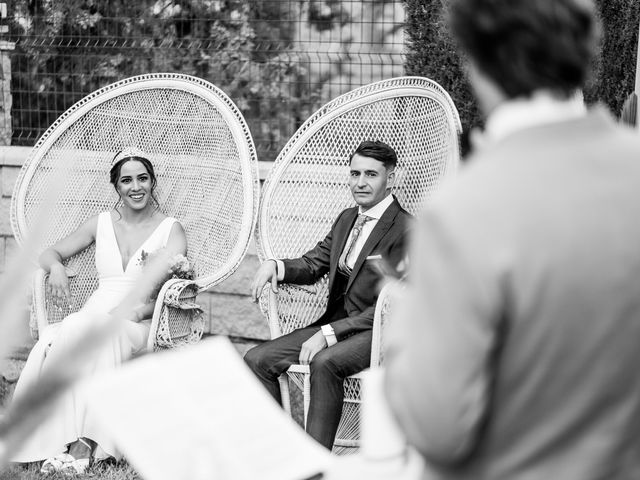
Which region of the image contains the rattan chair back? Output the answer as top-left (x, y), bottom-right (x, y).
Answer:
top-left (256, 76), bottom-right (462, 338)
top-left (11, 73), bottom-right (259, 331)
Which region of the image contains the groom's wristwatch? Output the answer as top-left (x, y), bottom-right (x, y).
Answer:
top-left (321, 324), bottom-right (338, 346)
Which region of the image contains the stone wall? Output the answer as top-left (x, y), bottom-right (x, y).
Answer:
top-left (202, 241), bottom-right (270, 353)
top-left (0, 147), bottom-right (24, 273)
top-left (0, 146), bottom-right (272, 358)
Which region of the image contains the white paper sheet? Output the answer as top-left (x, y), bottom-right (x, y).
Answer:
top-left (85, 337), bottom-right (332, 480)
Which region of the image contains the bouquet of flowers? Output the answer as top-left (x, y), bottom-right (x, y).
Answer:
top-left (138, 249), bottom-right (196, 300)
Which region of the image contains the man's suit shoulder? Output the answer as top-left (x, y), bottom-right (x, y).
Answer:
top-left (336, 206), bottom-right (359, 219)
top-left (392, 201), bottom-right (413, 226)
top-left (397, 205), bottom-right (412, 220)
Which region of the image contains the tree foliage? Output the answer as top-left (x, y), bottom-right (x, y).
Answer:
top-left (8, 0), bottom-right (405, 158)
top-left (9, 0), bottom-right (308, 158)
top-left (586, 0), bottom-right (640, 116)
top-left (404, 0), bottom-right (640, 156)
top-left (403, 0), bottom-right (479, 155)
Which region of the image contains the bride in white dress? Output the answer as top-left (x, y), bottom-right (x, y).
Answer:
top-left (11, 148), bottom-right (187, 474)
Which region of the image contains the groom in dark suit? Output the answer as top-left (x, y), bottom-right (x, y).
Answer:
top-left (245, 140), bottom-right (411, 450)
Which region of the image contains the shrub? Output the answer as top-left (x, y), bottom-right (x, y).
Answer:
top-left (404, 0), bottom-right (640, 156)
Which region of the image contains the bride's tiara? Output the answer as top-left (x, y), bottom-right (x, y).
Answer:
top-left (111, 147), bottom-right (149, 166)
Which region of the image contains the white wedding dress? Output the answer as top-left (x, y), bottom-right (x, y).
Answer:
top-left (12, 211), bottom-right (178, 462)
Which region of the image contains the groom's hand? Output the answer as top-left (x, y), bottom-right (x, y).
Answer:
top-left (299, 330), bottom-right (328, 365)
top-left (250, 259), bottom-right (278, 303)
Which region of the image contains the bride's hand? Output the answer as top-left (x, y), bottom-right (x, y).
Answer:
top-left (48, 263), bottom-right (71, 308)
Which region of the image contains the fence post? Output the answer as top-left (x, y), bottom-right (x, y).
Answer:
top-left (0, 3), bottom-right (14, 145)
top-left (635, 16), bottom-right (640, 127)
top-left (0, 40), bottom-right (14, 146)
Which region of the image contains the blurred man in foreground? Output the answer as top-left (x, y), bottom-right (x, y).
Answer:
top-left (385, 0), bottom-right (640, 479)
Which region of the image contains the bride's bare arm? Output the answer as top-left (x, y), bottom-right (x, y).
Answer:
top-left (165, 221), bottom-right (187, 257)
top-left (39, 215), bottom-right (99, 305)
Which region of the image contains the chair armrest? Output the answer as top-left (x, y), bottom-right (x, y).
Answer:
top-left (264, 281), bottom-right (329, 339)
top-left (147, 278), bottom-right (204, 351)
top-left (287, 364), bottom-right (310, 374)
top-left (371, 280), bottom-right (403, 367)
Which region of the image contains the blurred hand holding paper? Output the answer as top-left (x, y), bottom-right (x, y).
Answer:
top-left (84, 337), bottom-right (332, 480)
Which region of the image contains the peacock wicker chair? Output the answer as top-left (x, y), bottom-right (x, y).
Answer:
top-left (254, 76), bottom-right (462, 454)
top-left (11, 73), bottom-right (259, 351)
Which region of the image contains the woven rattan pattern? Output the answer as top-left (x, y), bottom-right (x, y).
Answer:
top-left (154, 280), bottom-right (204, 349)
top-left (11, 73), bottom-right (259, 330)
top-left (257, 76), bottom-right (461, 337)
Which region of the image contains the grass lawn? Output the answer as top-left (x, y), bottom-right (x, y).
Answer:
top-left (0, 343), bottom-right (300, 479)
top-left (0, 460), bottom-right (139, 479)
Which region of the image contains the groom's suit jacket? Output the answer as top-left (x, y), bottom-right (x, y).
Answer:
top-left (282, 196), bottom-right (410, 341)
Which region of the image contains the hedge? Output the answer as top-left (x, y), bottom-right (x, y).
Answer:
top-left (404, 0), bottom-right (640, 156)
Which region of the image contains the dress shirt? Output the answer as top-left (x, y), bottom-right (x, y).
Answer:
top-left (344, 193), bottom-right (394, 269)
top-left (475, 90), bottom-right (587, 150)
top-left (274, 193), bottom-right (395, 280)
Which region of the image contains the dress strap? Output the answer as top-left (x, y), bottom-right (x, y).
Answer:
top-left (157, 217), bottom-right (178, 246)
top-left (95, 211), bottom-right (111, 239)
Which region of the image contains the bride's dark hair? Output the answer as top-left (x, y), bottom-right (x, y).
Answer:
top-left (109, 152), bottom-right (160, 212)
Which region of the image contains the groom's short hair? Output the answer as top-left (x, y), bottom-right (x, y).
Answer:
top-left (350, 140), bottom-right (398, 170)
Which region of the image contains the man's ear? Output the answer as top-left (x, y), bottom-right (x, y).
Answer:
top-left (387, 169), bottom-right (396, 188)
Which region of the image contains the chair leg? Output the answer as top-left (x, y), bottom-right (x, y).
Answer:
top-left (302, 372), bottom-right (311, 429)
top-left (331, 376), bottom-right (363, 454)
top-left (284, 365), bottom-right (311, 429)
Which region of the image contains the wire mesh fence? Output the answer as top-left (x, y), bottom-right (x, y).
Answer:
top-left (3, 0), bottom-right (405, 162)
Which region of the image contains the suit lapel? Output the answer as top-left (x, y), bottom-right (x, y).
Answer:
top-left (347, 199), bottom-right (400, 291)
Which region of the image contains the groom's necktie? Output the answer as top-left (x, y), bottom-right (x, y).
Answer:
top-left (338, 214), bottom-right (372, 275)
